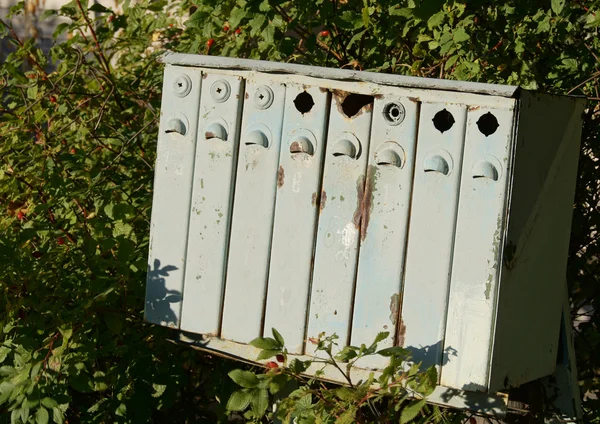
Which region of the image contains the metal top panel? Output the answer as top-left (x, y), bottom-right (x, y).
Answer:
top-left (160, 52), bottom-right (520, 98)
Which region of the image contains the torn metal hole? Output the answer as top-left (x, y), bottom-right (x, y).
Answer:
top-left (294, 91), bottom-right (315, 114)
top-left (341, 93), bottom-right (374, 118)
top-left (433, 109), bottom-right (455, 133)
top-left (477, 112), bottom-right (500, 137)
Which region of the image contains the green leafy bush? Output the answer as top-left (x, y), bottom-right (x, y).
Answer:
top-left (225, 329), bottom-right (454, 423)
top-left (1, 0), bottom-right (599, 422)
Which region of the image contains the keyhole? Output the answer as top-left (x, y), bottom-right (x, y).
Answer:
top-left (177, 82), bottom-right (183, 88)
top-left (259, 94), bottom-right (264, 100)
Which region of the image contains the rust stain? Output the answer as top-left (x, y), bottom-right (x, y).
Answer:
top-left (469, 105), bottom-right (481, 111)
top-left (290, 141), bottom-right (302, 153)
top-left (360, 166), bottom-right (376, 241)
top-left (202, 73), bottom-right (208, 79)
top-left (205, 131), bottom-right (216, 139)
top-left (389, 293), bottom-right (399, 325)
top-left (407, 96), bottom-right (419, 103)
top-left (352, 175), bottom-right (365, 229)
top-left (373, 93), bottom-right (383, 100)
top-left (236, 94), bottom-right (239, 99)
top-left (319, 87), bottom-right (329, 93)
top-left (396, 316), bottom-right (407, 347)
top-left (390, 293), bottom-right (406, 347)
top-left (311, 191), bottom-right (318, 206)
top-left (319, 190), bottom-right (327, 212)
top-left (245, 92), bottom-right (249, 100)
top-left (277, 165), bottom-right (285, 188)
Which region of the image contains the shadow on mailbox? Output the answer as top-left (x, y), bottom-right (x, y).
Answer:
top-left (145, 258), bottom-right (182, 326)
top-left (405, 341), bottom-right (458, 369)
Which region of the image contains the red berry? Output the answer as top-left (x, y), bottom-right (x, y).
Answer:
top-left (70, 148), bottom-right (76, 154)
top-left (319, 30), bottom-right (330, 37)
top-left (223, 25), bottom-right (230, 32)
top-left (107, 14), bottom-right (114, 23)
top-left (49, 95), bottom-right (57, 103)
top-left (265, 361), bottom-right (279, 369)
top-left (276, 354), bottom-right (285, 363)
top-left (17, 211), bottom-right (25, 220)
top-left (207, 38), bottom-right (215, 48)
top-left (32, 251), bottom-right (42, 259)
top-left (57, 237), bottom-right (65, 245)
top-left (235, 28), bottom-right (241, 35)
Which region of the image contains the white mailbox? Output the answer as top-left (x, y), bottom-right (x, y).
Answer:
top-left (145, 53), bottom-right (585, 413)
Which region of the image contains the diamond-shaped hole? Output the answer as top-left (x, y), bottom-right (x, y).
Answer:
top-left (476, 112), bottom-right (499, 137)
top-left (294, 91), bottom-right (314, 114)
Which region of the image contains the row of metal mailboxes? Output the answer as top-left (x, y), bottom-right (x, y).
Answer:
top-left (146, 64), bottom-right (518, 391)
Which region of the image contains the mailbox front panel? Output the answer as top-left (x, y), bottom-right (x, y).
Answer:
top-left (263, 84), bottom-right (331, 354)
top-left (441, 107), bottom-right (515, 391)
top-left (399, 103), bottom-right (468, 371)
top-left (180, 73), bottom-right (244, 335)
top-left (221, 77), bottom-right (287, 344)
top-left (146, 65), bottom-right (202, 327)
top-left (306, 92), bottom-right (374, 356)
top-left (350, 93), bottom-right (419, 369)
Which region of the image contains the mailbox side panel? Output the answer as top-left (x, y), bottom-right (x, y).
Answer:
top-left (145, 65), bottom-right (202, 328)
top-left (489, 92), bottom-right (586, 392)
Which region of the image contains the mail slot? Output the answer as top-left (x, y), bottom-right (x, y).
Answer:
top-left (144, 53), bottom-right (585, 412)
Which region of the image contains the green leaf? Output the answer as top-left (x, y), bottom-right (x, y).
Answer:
top-left (89, 3), bottom-right (111, 12)
top-left (0, 382), bottom-right (15, 405)
top-left (377, 346), bottom-right (409, 357)
top-left (400, 398), bottom-right (426, 423)
top-left (0, 346), bottom-right (10, 363)
top-left (228, 369), bottom-right (259, 388)
top-left (452, 28), bottom-right (470, 43)
top-left (257, 349), bottom-right (279, 360)
top-left (36, 407), bottom-right (49, 424)
top-left (228, 7), bottom-right (247, 28)
top-left (551, 0), bottom-right (565, 15)
top-left (337, 405), bottom-right (357, 424)
top-left (185, 10), bottom-right (208, 29)
top-left (249, 337), bottom-right (281, 350)
top-left (21, 404), bottom-right (31, 423)
top-left (251, 388), bottom-right (269, 417)
top-left (226, 389), bottom-right (253, 412)
top-left (52, 407), bottom-right (64, 424)
top-left (445, 55), bottom-right (459, 70)
top-left (41, 398), bottom-right (58, 408)
top-left (335, 346), bottom-right (358, 362)
top-left (427, 11), bottom-right (444, 29)
top-left (271, 328), bottom-right (285, 347)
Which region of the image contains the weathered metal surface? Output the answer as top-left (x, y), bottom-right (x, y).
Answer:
top-left (220, 77), bottom-right (286, 343)
top-left (160, 52), bottom-right (520, 98)
top-left (441, 106), bottom-right (515, 391)
top-left (180, 73), bottom-right (244, 335)
top-left (306, 91), bottom-right (374, 356)
top-left (350, 93), bottom-right (419, 369)
top-left (263, 84), bottom-right (331, 354)
top-left (399, 102), bottom-right (467, 371)
top-left (145, 65), bottom-right (202, 327)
